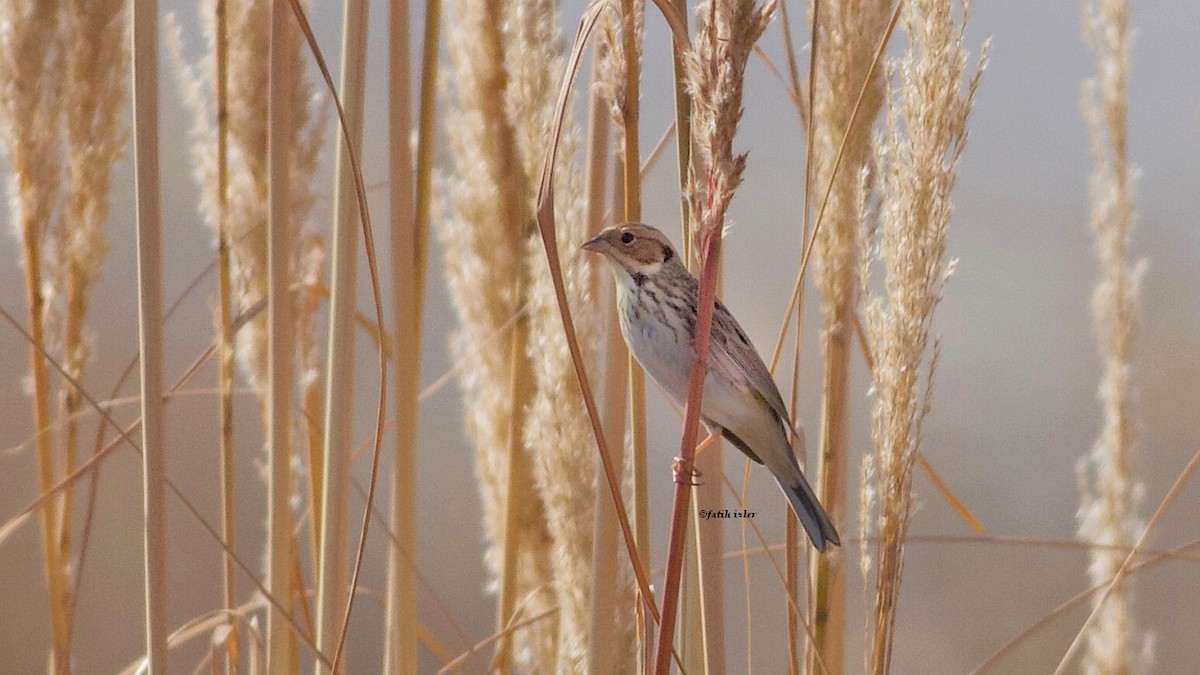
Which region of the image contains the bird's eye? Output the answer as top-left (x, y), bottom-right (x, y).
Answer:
top-left (620, 231), bottom-right (635, 245)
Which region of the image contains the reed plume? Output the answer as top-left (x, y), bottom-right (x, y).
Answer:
top-left (172, 3), bottom-right (322, 661)
top-left (807, 1), bottom-right (890, 670)
top-left (173, 0), bottom-right (324, 480)
top-left (858, 1), bottom-right (983, 672)
top-left (1075, 0), bottom-right (1151, 671)
top-left (52, 0), bottom-right (128, 587)
top-left (503, 0), bottom-right (620, 669)
top-left (441, 0), bottom-right (556, 665)
top-left (0, 2), bottom-right (71, 669)
top-left (173, 0), bottom-right (321, 392)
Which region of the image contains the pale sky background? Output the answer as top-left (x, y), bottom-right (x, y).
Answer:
top-left (1, 1), bottom-right (1198, 673)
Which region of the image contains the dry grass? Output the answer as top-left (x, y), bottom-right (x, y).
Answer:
top-left (5, 1), bottom-right (1200, 673)
top-left (1, 0), bottom-right (129, 670)
top-left (441, 0), bottom-right (557, 666)
top-left (806, 0), bottom-right (890, 670)
top-left (313, 1), bottom-right (370, 668)
top-left (652, 1), bottom-right (775, 671)
top-left (172, 1), bottom-right (322, 668)
top-left (858, 1), bottom-right (984, 672)
top-left (0, 2), bottom-right (70, 669)
top-left (131, 0), bottom-right (169, 668)
top-left (1075, 0), bottom-right (1150, 672)
top-left (265, 0), bottom-right (297, 670)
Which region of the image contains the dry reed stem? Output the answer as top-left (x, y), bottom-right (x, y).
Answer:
top-left (173, 8), bottom-right (323, 661)
top-left (805, 0), bottom-right (891, 671)
top-left (266, 0), bottom-right (297, 670)
top-left (786, 2), bottom-right (820, 667)
top-left (282, 6), bottom-right (394, 667)
top-left (858, 1), bottom-right (982, 672)
top-left (653, 2), bottom-right (774, 672)
top-left (384, 0), bottom-right (435, 671)
top-left (498, 320), bottom-right (539, 667)
top-left (671, 1), bottom-right (727, 666)
top-left (174, 2), bottom-right (322, 669)
top-left (598, 2), bottom-right (656, 665)
top-left (213, 0), bottom-right (239, 661)
top-left (298, 238), bottom-right (328, 564)
top-left (617, 4), bottom-right (654, 647)
top-left (131, 0), bottom-right (169, 668)
top-left (583, 42), bottom-right (627, 675)
top-left (0, 303), bottom-right (330, 670)
top-left (590, 5), bottom-right (648, 667)
top-left (0, 1), bottom-right (70, 669)
top-left (532, 5), bottom-right (671, 656)
top-left (313, 0), bottom-right (369, 669)
top-left (1074, 0), bottom-right (1149, 672)
top-left (685, 279), bottom-right (726, 672)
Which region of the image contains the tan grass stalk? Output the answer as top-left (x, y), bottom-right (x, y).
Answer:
top-left (671, 1), bottom-right (727, 668)
top-left (532, 8), bottom-right (687, 672)
top-left (583, 43), bottom-right (625, 675)
top-left (283, 1), bottom-right (395, 668)
top-left (131, 0), bottom-right (169, 668)
top-left (297, 236), bottom-right (328, 564)
top-left (683, 212), bottom-right (725, 674)
top-left (174, 3), bottom-right (321, 667)
top-left (596, 7), bottom-right (651, 666)
top-left (0, 299), bottom-right (332, 668)
top-left (441, 0), bottom-right (557, 666)
top-left (314, 0), bottom-right (369, 669)
top-left (604, 0), bottom-right (654, 586)
top-left (655, 2), bottom-right (775, 671)
top-left (1074, 0), bottom-right (1149, 672)
top-left (213, 0), bottom-right (239, 659)
top-left (0, 1), bottom-right (70, 669)
top-left (266, 0), bottom-right (297, 671)
top-left (590, 6), bottom-right (648, 667)
top-left (173, 1), bottom-right (316, 394)
top-left (786, 2), bottom-right (820, 669)
top-left (620, 14), bottom-right (653, 621)
top-left (278, 0), bottom-right (395, 665)
top-left (805, 0), bottom-right (891, 671)
top-left (384, 0), bottom-right (439, 671)
top-left (858, 1), bottom-right (983, 672)
top-left (496, 319), bottom-right (538, 671)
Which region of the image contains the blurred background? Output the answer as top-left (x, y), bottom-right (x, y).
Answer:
top-left (1, 0), bottom-right (1198, 672)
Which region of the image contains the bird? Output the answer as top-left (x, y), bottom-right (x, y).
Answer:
top-left (583, 222), bottom-right (840, 551)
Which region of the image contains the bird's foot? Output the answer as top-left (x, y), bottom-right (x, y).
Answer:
top-left (672, 457), bottom-right (704, 486)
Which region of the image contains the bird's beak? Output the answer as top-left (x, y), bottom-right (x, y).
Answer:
top-left (582, 234), bottom-right (609, 253)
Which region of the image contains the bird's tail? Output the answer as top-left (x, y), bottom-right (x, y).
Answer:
top-left (777, 475), bottom-right (841, 552)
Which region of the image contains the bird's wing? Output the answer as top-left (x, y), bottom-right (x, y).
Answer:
top-left (710, 300), bottom-right (799, 433)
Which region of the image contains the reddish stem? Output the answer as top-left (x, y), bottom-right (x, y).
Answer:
top-left (653, 226), bottom-right (723, 674)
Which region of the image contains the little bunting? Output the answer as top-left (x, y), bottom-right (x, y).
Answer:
top-left (584, 223), bottom-right (840, 551)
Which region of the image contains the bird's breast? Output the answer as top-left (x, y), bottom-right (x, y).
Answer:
top-left (617, 285), bottom-right (694, 402)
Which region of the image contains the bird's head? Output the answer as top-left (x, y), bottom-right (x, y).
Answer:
top-left (582, 223), bottom-right (680, 286)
